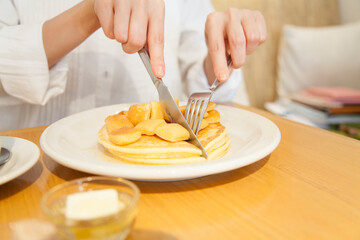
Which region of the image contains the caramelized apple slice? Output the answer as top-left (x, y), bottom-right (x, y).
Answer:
top-left (190, 117), bottom-right (209, 133)
top-left (174, 98), bottom-right (179, 106)
top-left (163, 98), bottom-right (179, 122)
top-left (108, 127), bottom-right (141, 146)
top-left (135, 119), bottom-right (166, 135)
top-left (105, 114), bottom-right (133, 133)
top-left (205, 110), bottom-right (221, 123)
top-left (179, 105), bottom-right (186, 116)
top-left (151, 98), bottom-right (180, 122)
top-left (155, 123), bottom-right (190, 142)
top-left (118, 110), bottom-right (128, 116)
top-left (199, 118), bottom-right (209, 130)
top-left (150, 101), bottom-right (164, 120)
top-left (128, 104), bottom-right (151, 125)
top-left (163, 109), bottom-right (171, 123)
top-left (206, 101), bottom-right (216, 112)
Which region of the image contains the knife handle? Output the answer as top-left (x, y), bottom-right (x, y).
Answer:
top-left (138, 47), bottom-right (162, 87)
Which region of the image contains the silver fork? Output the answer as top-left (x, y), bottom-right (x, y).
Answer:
top-left (185, 58), bottom-right (232, 135)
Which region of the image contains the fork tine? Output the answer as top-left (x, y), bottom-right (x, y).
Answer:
top-left (193, 99), bottom-right (210, 135)
top-left (188, 100), bottom-right (197, 129)
top-left (185, 97), bottom-right (211, 135)
top-left (185, 99), bottom-right (193, 122)
top-left (191, 100), bottom-right (202, 129)
top-left (192, 99), bottom-right (204, 133)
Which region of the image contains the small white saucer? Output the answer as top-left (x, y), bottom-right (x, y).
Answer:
top-left (0, 136), bottom-right (40, 185)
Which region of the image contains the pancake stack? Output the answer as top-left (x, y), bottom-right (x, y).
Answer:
top-left (98, 101), bottom-right (230, 164)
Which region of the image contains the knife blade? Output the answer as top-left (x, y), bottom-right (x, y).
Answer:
top-left (138, 47), bottom-right (207, 158)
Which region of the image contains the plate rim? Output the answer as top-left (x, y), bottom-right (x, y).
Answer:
top-left (0, 136), bottom-right (40, 185)
top-left (40, 104), bottom-right (281, 181)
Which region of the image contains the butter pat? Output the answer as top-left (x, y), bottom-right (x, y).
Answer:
top-left (65, 189), bottom-right (125, 220)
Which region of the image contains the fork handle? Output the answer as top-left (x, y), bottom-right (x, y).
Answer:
top-left (209, 58), bottom-right (233, 92)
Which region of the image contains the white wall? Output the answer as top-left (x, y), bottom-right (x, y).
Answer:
top-left (338, 0), bottom-right (360, 23)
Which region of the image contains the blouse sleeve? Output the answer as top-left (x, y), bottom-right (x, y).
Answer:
top-left (0, 0), bottom-right (68, 105)
top-left (178, 0), bottom-right (242, 102)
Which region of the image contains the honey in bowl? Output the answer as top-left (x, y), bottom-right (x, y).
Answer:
top-left (41, 177), bottom-right (140, 240)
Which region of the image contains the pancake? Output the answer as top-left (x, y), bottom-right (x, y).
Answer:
top-left (197, 123), bottom-right (227, 151)
top-left (207, 135), bottom-right (231, 160)
top-left (98, 102), bottom-right (231, 165)
top-left (99, 126), bottom-right (201, 156)
top-left (98, 122), bottom-right (230, 164)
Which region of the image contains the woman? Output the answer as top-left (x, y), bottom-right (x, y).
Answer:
top-left (0, 0), bottom-right (266, 130)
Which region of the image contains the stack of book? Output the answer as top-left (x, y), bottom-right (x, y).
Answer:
top-left (265, 87), bottom-right (360, 128)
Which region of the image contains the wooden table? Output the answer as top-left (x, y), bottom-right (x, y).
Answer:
top-left (1, 105), bottom-right (360, 239)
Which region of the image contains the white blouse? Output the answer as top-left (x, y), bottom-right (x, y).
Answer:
top-left (0, 0), bottom-right (245, 131)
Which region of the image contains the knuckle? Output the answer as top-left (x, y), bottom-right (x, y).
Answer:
top-left (98, 0), bottom-right (112, 9)
top-left (149, 33), bottom-right (164, 45)
top-left (246, 32), bottom-right (260, 43)
top-left (206, 12), bottom-right (220, 27)
top-left (229, 34), bottom-right (245, 47)
top-left (241, 9), bottom-right (252, 16)
top-left (149, 0), bottom-right (165, 14)
top-left (226, 8), bottom-right (238, 19)
top-left (155, 0), bottom-right (165, 8)
top-left (103, 28), bottom-right (114, 39)
top-left (233, 57), bottom-right (245, 68)
top-left (209, 40), bottom-right (221, 53)
top-left (232, 62), bottom-right (241, 69)
top-left (254, 10), bottom-right (263, 18)
top-left (121, 44), bottom-right (133, 54)
top-left (129, 35), bottom-right (146, 49)
top-left (114, 31), bottom-right (127, 43)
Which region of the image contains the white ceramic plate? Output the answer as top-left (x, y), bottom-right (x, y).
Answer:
top-left (40, 104), bottom-right (281, 181)
top-left (0, 136), bottom-right (40, 185)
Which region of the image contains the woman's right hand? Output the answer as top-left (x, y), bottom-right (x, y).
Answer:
top-left (93, 0), bottom-right (165, 78)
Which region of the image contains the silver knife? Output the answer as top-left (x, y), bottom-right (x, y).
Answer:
top-left (138, 47), bottom-right (207, 158)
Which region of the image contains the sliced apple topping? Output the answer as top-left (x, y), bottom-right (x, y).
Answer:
top-left (205, 110), bottom-right (221, 123)
top-left (135, 119), bottom-right (166, 135)
top-left (155, 123), bottom-right (190, 142)
top-left (128, 104), bottom-right (151, 125)
top-left (109, 127), bottom-right (141, 146)
top-left (105, 114), bottom-right (133, 133)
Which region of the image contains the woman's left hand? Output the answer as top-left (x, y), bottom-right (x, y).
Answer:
top-left (204, 8), bottom-right (267, 82)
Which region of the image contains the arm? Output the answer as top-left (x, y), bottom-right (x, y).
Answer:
top-left (0, 0), bottom-right (165, 105)
top-left (0, 0), bottom-right (68, 105)
top-left (43, 0), bottom-right (165, 78)
top-left (42, 0), bottom-right (100, 68)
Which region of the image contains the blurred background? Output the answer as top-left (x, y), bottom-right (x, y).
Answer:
top-left (212, 0), bottom-right (360, 139)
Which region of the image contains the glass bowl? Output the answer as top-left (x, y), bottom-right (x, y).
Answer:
top-left (41, 176), bottom-right (140, 240)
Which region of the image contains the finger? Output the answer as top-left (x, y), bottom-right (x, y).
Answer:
top-left (241, 10), bottom-right (261, 55)
top-left (114, 0), bottom-right (130, 43)
top-left (254, 10), bottom-right (267, 44)
top-left (122, 0), bottom-right (148, 54)
top-left (226, 8), bottom-right (246, 69)
top-left (205, 12), bottom-right (228, 82)
top-left (148, 1), bottom-right (165, 78)
top-left (95, 0), bottom-right (115, 39)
